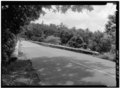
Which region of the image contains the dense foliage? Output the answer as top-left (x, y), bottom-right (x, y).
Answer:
top-left (2, 5), bottom-right (47, 65)
top-left (67, 35), bottom-right (84, 48)
top-left (105, 13), bottom-right (116, 54)
top-left (21, 12), bottom-right (116, 56)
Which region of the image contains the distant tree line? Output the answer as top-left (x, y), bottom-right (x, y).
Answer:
top-left (21, 13), bottom-right (116, 55)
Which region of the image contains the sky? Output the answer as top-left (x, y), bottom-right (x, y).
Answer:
top-left (33, 3), bottom-right (116, 32)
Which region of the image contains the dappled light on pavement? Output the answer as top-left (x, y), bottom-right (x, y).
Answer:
top-left (20, 40), bottom-right (116, 86)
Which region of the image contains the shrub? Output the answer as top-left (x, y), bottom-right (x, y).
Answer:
top-left (67, 35), bottom-right (84, 48)
top-left (2, 29), bottom-right (17, 66)
top-left (98, 52), bottom-right (115, 61)
top-left (44, 36), bottom-right (61, 45)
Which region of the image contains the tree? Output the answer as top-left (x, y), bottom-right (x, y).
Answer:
top-left (57, 23), bottom-right (73, 45)
top-left (76, 28), bottom-right (93, 48)
top-left (88, 31), bottom-right (104, 52)
top-left (67, 35), bottom-right (84, 48)
top-left (99, 34), bottom-right (112, 52)
top-left (105, 13), bottom-right (116, 54)
top-left (2, 4), bottom-right (48, 65)
top-left (105, 13), bottom-right (116, 34)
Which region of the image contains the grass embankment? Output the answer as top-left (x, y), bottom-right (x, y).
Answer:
top-left (31, 40), bottom-right (99, 55)
top-left (97, 52), bottom-right (116, 62)
top-left (2, 59), bottom-right (40, 86)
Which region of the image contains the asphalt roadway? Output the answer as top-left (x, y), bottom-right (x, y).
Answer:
top-left (19, 40), bottom-right (116, 86)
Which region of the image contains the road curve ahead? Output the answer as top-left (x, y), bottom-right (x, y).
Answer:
top-left (20, 40), bottom-right (116, 86)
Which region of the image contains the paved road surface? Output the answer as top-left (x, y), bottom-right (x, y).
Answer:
top-left (19, 40), bottom-right (116, 86)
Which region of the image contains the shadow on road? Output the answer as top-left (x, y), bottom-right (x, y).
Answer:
top-left (30, 56), bottom-right (107, 86)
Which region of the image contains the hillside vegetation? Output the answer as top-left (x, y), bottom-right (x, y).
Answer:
top-left (20, 13), bottom-right (116, 61)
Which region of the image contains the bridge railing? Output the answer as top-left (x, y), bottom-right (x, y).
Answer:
top-left (30, 40), bottom-right (99, 55)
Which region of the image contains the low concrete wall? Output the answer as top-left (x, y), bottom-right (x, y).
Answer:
top-left (31, 40), bottom-right (99, 55)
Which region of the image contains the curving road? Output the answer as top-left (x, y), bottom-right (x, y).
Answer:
top-left (19, 40), bottom-right (116, 86)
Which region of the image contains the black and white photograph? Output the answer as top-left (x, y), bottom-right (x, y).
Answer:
top-left (1, 1), bottom-right (119, 87)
